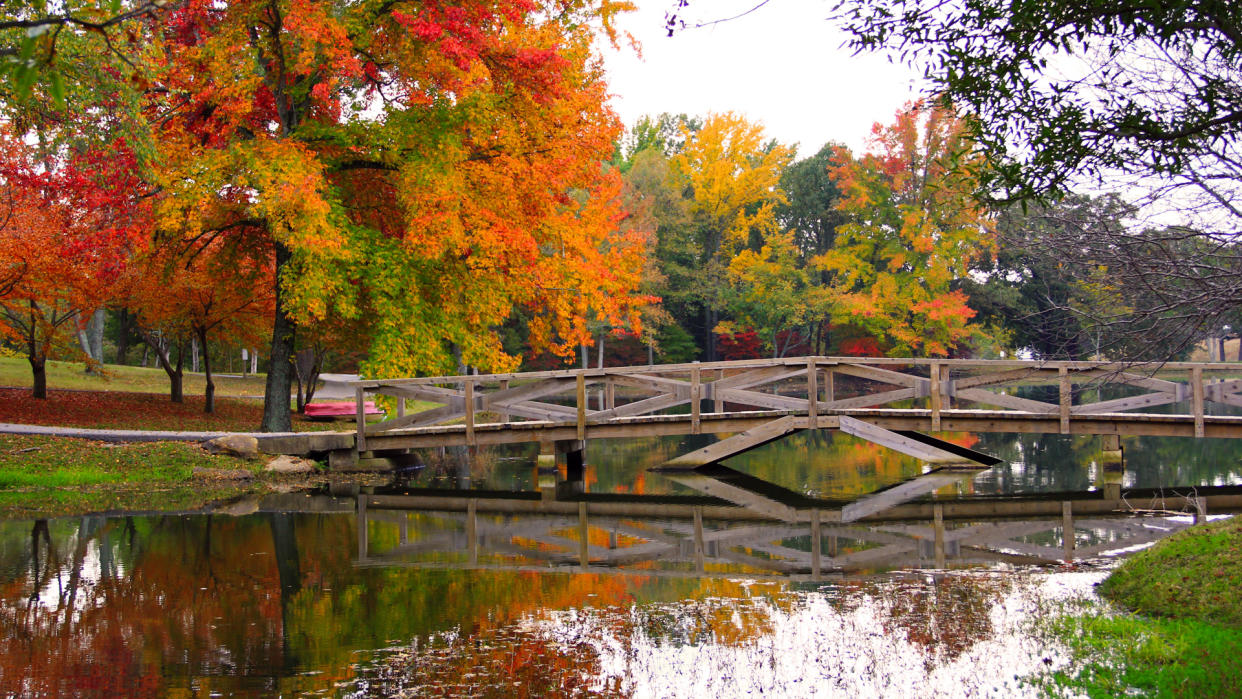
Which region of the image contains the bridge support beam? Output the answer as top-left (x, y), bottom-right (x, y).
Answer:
top-left (537, 440), bottom-right (587, 499)
top-left (1098, 434), bottom-right (1125, 501)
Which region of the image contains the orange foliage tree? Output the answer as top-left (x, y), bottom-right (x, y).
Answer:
top-left (818, 103), bottom-right (996, 357)
top-left (131, 0), bottom-right (648, 431)
top-left (0, 131), bottom-right (125, 398)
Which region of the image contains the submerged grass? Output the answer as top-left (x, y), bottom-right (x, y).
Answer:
top-left (1033, 516), bottom-right (1242, 697)
top-left (0, 434), bottom-right (280, 519)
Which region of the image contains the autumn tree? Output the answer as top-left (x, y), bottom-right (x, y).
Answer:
top-left (0, 130), bottom-right (128, 397)
top-left (121, 0), bottom-right (650, 431)
top-left (668, 112), bottom-right (792, 360)
top-left (819, 103), bottom-right (994, 357)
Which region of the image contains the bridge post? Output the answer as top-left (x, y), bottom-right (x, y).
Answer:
top-left (1099, 434), bottom-right (1124, 500)
top-left (467, 499), bottom-right (478, 564)
top-left (464, 379), bottom-right (475, 446)
top-left (690, 365), bottom-right (702, 434)
top-left (810, 508), bottom-right (822, 579)
top-left (807, 359), bottom-right (818, 421)
top-left (1058, 367), bottom-right (1071, 434)
top-left (930, 362), bottom-right (942, 432)
top-left (933, 503), bottom-right (946, 569)
top-left (693, 506), bottom-right (705, 571)
top-left (355, 386), bottom-right (367, 453)
top-left (1062, 501), bottom-right (1075, 563)
top-left (1192, 367), bottom-right (1205, 438)
top-left (575, 374), bottom-right (586, 441)
top-left (357, 494), bottom-right (368, 563)
top-left (537, 441), bottom-right (558, 502)
top-left (498, 379), bottom-right (510, 423)
top-left (578, 501), bottom-right (590, 569)
top-left (714, 369), bottom-right (725, 413)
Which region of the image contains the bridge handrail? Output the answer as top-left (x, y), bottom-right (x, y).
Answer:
top-left (345, 355), bottom-right (1242, 388)
top-left (348, 355), bottom-right (1242, 450)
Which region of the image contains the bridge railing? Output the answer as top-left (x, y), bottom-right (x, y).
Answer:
top-left (347, 357), bottom-right (1242, 450)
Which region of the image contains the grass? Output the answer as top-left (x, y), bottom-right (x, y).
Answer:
top-left (0, 355), bottom-right (273, 396)
top-left (1098, 516), bottom-right (1242, 627)
top-left (0, 434), bottom-right (285, 519)
top-left (1031, 516), bottom-right (1242, 697)
top-left (0, 387), bottom-right (349, 432)
top-left (1041, 614), bottom-right (1242, 698)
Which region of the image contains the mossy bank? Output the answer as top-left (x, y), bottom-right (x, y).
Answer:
top-left (1040, 516), bottom-right (1242, 697)
top-left (0, 434), bottom-right (317, 520)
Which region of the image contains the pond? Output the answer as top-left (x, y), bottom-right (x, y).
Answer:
top-left (2, 429), bottom-right (1238, 697)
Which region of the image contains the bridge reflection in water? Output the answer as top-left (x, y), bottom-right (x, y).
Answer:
top-left (354, 461), bottom-right (1218, 579)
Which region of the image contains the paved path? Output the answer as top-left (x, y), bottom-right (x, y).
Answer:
top-left (315, 374), bottom-right (360, 400)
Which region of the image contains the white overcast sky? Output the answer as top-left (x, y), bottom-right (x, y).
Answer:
top-left (600, 0), bottom-right (927, 158)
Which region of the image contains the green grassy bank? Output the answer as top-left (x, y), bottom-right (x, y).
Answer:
top-left (0, 435), bottom-right (302, 520)
top-left (1040, 517), bottom-right (1242, 697)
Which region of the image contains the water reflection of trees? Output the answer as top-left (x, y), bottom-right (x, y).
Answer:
top-left (0, 513), bottom-right (693, 697)
top-left (348, 574), bottom-right (1018, 697)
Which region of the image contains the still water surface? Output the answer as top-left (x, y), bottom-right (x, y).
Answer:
top-left (2, 430), bottom-right (1239, 697)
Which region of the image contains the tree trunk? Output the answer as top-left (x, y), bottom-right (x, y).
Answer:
top-left (262, 241), bottom-right (295, 432)
top-left (170, 343), bottom-right (184, 403)
top-left (30, 356), bottom-right (46, 399)
top-left (597, 334), bottom-right (605, 369)
top-left (191, 337), bottom-right (200, 374)
top-left (116, 309), bottom-right (132, 365)
top-left (294, 348), bottom-right (323, 413)
top-left (27, 300), bottom-right (47, 399)
top-left (197, 327), bottom-right (215, 414)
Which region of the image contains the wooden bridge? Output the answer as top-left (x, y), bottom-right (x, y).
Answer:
top-left (333, 356), bottom-right (1242, 468)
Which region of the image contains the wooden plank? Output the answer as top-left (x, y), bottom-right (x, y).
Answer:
top-left (1193, 367), bottom-right (1205, 438)
top-left (483, 377), bottom-right (578, 409)
top-left (929, 362), bottom-right (942, 431)
top-left (609, 373), bottom-right (691, 395)
top-left (1115, 372), bottom-right (1185, 395)
top-left (838, 415), bottom-right (991, 464)
top-left (714, 369), bottom-right (725, 412)
top-left (1059, 367), bottom-right (1071, 434)
top-left (367, 404), bottom-right (461, 433)
top-left (1071, 391), bottom-right (1179, 415)
top-left (713, 365), bottom-right (805, 391)
top-left (590, 392), bottom-right (688, 420)
top-left (953, 367), bottom-right (1058, 390)
top-left (834, 363), bottom-right (924, 388)
top-left (841, 470), bottom-right (980, 522)
top-left (659, 415), bottom-right (800, 469)
top-left (663, 472), bottom-right (801, 522)
top-left (822, 387), bottom-right (919, 410)
top-left (716, 387), bottom-right (808, 411)
top-left (953, 387), bottom-right (1058, 413)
